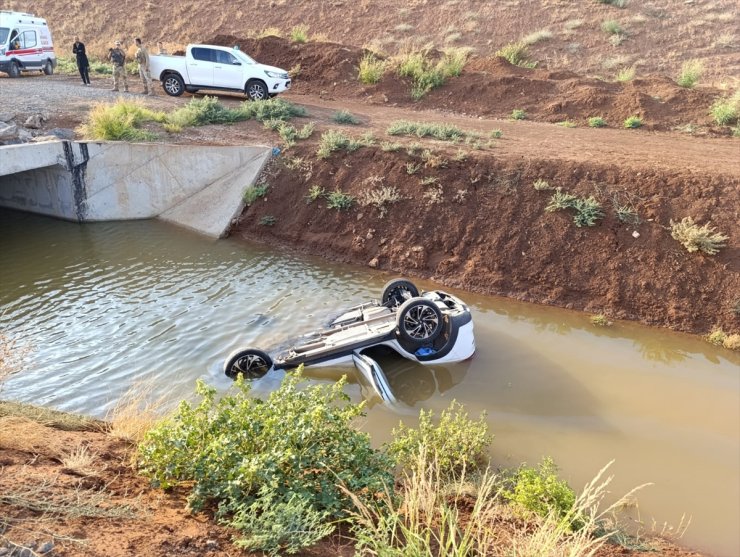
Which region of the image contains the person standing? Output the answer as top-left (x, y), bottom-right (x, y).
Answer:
top-left (72, 36), bottom-right (90, 86)
top-left (108, 40), bottom-right (128, 93)
top-left (134, 38), bottom-right (153, 95)
top-left (156, 41), bottom-right (168, 55)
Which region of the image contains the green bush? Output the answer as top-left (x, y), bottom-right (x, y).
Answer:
top-left (495, 42), bottom-right (537, 68)
top-left (588, 116), bottom-right (607, 128)
top-left (387, 120), bottom-right (468, 141)
top-left (503, 457), bottom-right (577, 525)
top-left (139, 373), bottom-right (392, 552)
top-left (709, 91), bottom-right (740, 126)
top-left (259, 215), bottom-right (276, 226)
top-left (358, 54), bottom-right (386, 84)
top-left (290, 25), bottom-right (309, 43)
top-left (545, 191), bottom-right (604, 227)
top-left (511, 109), bottom-right (527, 120)
top-left (317, 129), bottom-right (351, 158)
top-left (78, 100), bottom-right (164, 141)
top-left (167, 96), bottom-right (246, 128)
top-left (387, 401), bottom-right (492, 477)
top-left (623, 116), bottom-right (642, 128)
top-left (676, 59), bottom-right (703, 88)
top-left (332, 109), bottom-right (360, 125)
top-left (244, 183), bottom-right (269, 205)
top-left (601, 19), bottom-right (623, 35)
top-left (396, 48), bottom-right (468, 100)
top-left (326, 189), bottom-right (355, 210)
top-left (55, 56), bottom-right (78, 74)
top-left (670, 217), bottom-right (728, 255)
top-left (239, 97), bottom-right (307, 122)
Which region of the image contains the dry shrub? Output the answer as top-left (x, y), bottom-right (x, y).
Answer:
top-left (106, 379), bottom-right (169, 443)
top-left (61, 443), bottom-right (101, 477)
top-left (723, 334), bottom-right (740, 351)
top-left (670, 217), bottom-right (728, 255)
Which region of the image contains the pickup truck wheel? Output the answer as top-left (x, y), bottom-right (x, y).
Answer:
top-left (246, 79), bottom-right (268, 101)
top-left (162, 73), bottom-right (185, 96)
top-left (43, 59), bottom-right (53, 75)
top-left (224, 348), bottom-right (273, 379)
top-left (397, 298), bottom-right (443, 344)
top-left (8, 62), bottom-right (20, 78)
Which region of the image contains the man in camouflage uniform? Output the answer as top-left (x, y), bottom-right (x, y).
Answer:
top-left (134, 38), bottom-right (153, 96)
top-left (108, 40), bottom-right (128, 92)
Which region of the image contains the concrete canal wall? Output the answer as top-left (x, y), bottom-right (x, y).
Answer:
top-left (0, 140), bottom-right (271, 237)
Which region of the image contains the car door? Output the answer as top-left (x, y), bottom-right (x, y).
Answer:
top-left (213, 50), bottom-right (244, 91)
top-left (187, 47), bottom-right (215, 87)
top-left (19, 29), bottom-right (41, 67)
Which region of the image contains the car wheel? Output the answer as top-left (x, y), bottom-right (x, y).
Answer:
top-left (8, 62), bottom-right (20, 78)
top-left (162, 73), bottom-right (185, 96)
top-left (43, 59), bottom-right (53, 75)
top-left (397, 298), bottom-right (443, 344)
top-left (382, 279), bottom-right (420, 307)
top-left (246, 79), bottom-right (268, 101)
top-left (224, 348), bottom-right (273, 379)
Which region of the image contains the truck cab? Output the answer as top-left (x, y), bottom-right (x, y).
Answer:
top-left (149, 44), bottom-right (291, 100)
top-left (0, 11), bottom-right (57, 78)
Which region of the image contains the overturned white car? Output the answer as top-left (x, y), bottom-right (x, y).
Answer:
top-left (223, 279), bottom-right (475, 404)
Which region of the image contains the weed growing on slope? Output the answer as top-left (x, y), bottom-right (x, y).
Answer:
top-left (259, 215), bottom-right (276, 226)
top-left (495, 42), bottom-right (537, 68)
top-left (511, 109), bottom-right (527, 120)
top-left (332, 110), bottom-right (360, 125)
top-left (305, 184), bottom-right (325, 203)
top-left (359, 184), bottom-right (403, 218)
top-left (533, 179), bottom-right (554, 191)
top-left (243, 183), bottom-right (269, 205)
top-left (546, 190), bottom-right (604, 227)
top-left (616, 66), bottom-right (636, 82)
top-left (290, 25), bottom-right (309, 43)
top-left (326, 189), bottom-right (355, 210)
top-left (78, 100), bottom-right (164, 141)
top-left (601, 20), bottom-right (624, 35)
top-left (623, 116), bottom-right (642, 128)
top-left (240, 97), bottom-right (307, 122)
top-left (396, 47), bottom-right (470, 100)
top-left (358, 54), bottom-right (386, 84)
top-left (676, 59), bottom-right (703, 88)
top-left (588, 116), bottom-right (607, 128)
top-left (387, 120), bottom-right (468, 141)
top-left (317, 130), bottom-right (350, 158)
top-left (590, 314), bottom-right (613, 327)
top-left (670, 217), bottom-right (728, 255)
top-left (709, 90), bottom-right (740, 125)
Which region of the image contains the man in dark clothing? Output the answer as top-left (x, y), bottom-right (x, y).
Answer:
top-left (72, 36), bottom-right (90, 86)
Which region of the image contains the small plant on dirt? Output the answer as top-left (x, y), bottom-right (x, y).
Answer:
top-left (358, 54), bottom-right (386, 84)
top-left (289, 63), bottom-right (301, 78)
top-left (78, 100), bottom-right (163, 141)
top-left (420, 176), bottom-right (439, 186)
top-left (452, 189), bottom-right (469, 204)
top-left (495, 42), bottom-right (537, 68)
top-left (616, 66), bottom-right (636, 82)
top-left (709, 91), bottom-right (740, 126)
top-left (676, 59), bottom-right (703, 88)
top-left (405, 162), bottom-right (422, 175)
top-left (503, 457), bottom-right (578, 526)
top-left (326, 189), bottom-right (355, 210)
top-left (590, 314), bottom-right (613, 327)
top-left (406, 142), bottom-right (422, 156)
top-left (395, 47), bottom-right (469, 100)
top-left (380, 141), bottom-right (401, 152)
top-left (588, 116), bottom-right (607, 128)
top-left (359, 184), bottom-right (403, 218)
top-left (317, 129), bottom-right (350, 159)
top-left (614, 204), bottom-right (640, 224)
top-left (522, 29), bottom-right (553, 46)
top-left (305, 184), bottom-right (325, 203)
top-left (511, 109), bottom-right (527, 120)
top-left (490, 129), bottom-right (503, 138)
top-left (670, 217), bottom-right (728, 255)
top-left (243, 183), bottom-right (269, 205)
top-left (546, 191), bottom-right (604, 227)
top-left (422, 150), bottom-right (448, 169)
top-left (265, 121), bottom-right (315, 147)
top-left (259, 215), bottom-right (277, 226)
top-left (61, 444), bottom-right (99, 477)
top-left (422, 183), bottom-right (444, 205)
top-left (557, 120), bottom-right (577, 128)
top-left (601, 19), bottom-right (624, 35)
top-left (706, 328), bottom-right (727, 346)
top-left (290, 25), bottom-right (309, 43)
top-left (721, 334), bottom-right (740, 351)
top-left (546, 190), bottom-right (578, 211)
top-left (387, 120), bottom-right (467, 141)
top-left (332, 109), bottom-right (360, 125)
top-left (623, 116), bottom-right (642, 128)
top-left (168, 96), bottom-right (246, 129)
top-left (139, 373), bottom-right (392, 554)
top-left (452, 149), bottom-right (467, 162)
top-left (387, 400), bottom-right (492, 477)
top-left (533, 179), bottom-right (554, 191)
top-left (239, 97), bottom-right (307, 122)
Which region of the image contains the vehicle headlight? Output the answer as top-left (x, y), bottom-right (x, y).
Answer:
top-left (265, 70), bottom-right (289, 79)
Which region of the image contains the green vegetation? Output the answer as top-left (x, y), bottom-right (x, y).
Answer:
top-left (490, 129), bottom-right (503, 139)
top-left (332, 109), bottom-right (360, 125)
top-left (522, 29), bottom-right (553, 46)
top-left (601, 19), bottom-right (623, 35)
top-left (670, 217), bottom-right (728, 255)
top-left (243, 182), bottom-right (269, 205)
top-left (305, 184), bottom-right (325, 203)
top-left (259, 215), bottom-right (276, 226)
top-left (705, 329), bottom-right (739, 350)
top-left (358, 54), bottom-right (386, 84)
top-left (533, 179), bottom-right (554, 191)
top-left (380, 141), bottom-right (401, 152)
top-left (588, 116), bottom-right (607, 128)
top-left (290, 25), bottom-right (309, 43)
top-left (396, 47), bottom-right (470, 100)
top-left (358, 184), bottom-right (403, 218)
top-left (676, 59), bottom-right (703, 88)
top-left (709, 91), bottom-right (740, 126)
top-left (239, 97), bottom-right (307, 122)
top-left (623, 115), bottom-right (642, 128)
top-left (78, 100), bottom-right (164, 141)
top-left (557, 120), bottom-right (577, 128)
top-left (590, 314), bottom-right (613, 327)
top-left (616, 66), bottom-right (636, 82)
top-left (511, 109), bottom-right (527, 120)
top-left (503, 457), bottom-right (577, 525)
top-left (405, 162), bottom-right (422, 175)
top-left (546, 191), bottom-right (604, 227)
top-left (325, 189), bottom-right (355, 210)
top-left (388, 401), bottom-right (491, 477)
top-left (264, 120), bottom-right (315, 147)
top-left (317, 129), bottom-right (351, 158)
top-left (167, 96), bottom-right (245, 128)
top-left (139, 373), bottom-right (391, 554)
top-left (387, 120), bottom-right (469, 141)
top-left (495, 41), bottom-right (537, 68)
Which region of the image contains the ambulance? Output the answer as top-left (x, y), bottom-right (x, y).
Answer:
top-left (0, 11), bottom-right (57, 78)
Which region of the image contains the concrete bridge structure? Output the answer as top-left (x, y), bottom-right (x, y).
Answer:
top-left (0, 140), bottom-right (271, 237)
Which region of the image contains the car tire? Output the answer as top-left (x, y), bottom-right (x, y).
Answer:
top-left (382, 279), bottom-right (420, 307)
top-left (8, 62), bottom-right (20, 78)
top-left (162, 73), bottom-right (185, 96)
top-left (397, 298), bottom-right (443, 344)
top-left (224, 348), bottom-right (273, 379)
top-left (246, 79), bottom-right (268, 101)
top-left (43, 59), bottom-right (53, 75)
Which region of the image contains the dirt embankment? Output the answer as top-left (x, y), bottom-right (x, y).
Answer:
top-left (209, 35), bottom-right (728, 133)
top-left (233, 142), bottom-right (739, 335)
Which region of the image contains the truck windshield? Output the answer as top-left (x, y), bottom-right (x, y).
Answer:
top-left (0, 28), bottom-right (9, 44)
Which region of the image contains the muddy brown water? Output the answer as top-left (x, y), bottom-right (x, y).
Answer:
top-left (1, 209), bottom-right (738, 557)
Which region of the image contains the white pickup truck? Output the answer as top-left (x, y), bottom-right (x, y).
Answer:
top-left (149, 44), bottom-right (291, 100)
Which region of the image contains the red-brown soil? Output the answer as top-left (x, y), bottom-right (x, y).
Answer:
top-left (0, 409), bottom-right (708, 557)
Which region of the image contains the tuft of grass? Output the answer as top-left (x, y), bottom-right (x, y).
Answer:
top-left (317, 129), bottom-right (350, 158)
top-left (61, 444), bottom-right (100, 477)
top-left (601, 20), bottom-right (624, 35)
top-left (546, 191), bottom-right (604, 227)
top-left (557, 120), bottom-right (577, 128)
top-left (239, 97), bottom-right (307, 122)
top-left (395, 47), bottom-right (470, 100)
top-left (490, 129), bottom-right (503, 139)
top-left (511, 109), bottom-right (527, 120)
top-left (264, 120), bottom-right (315, 147)
top-left (533, 179), bottom-right (554, 191)
top-left (522, 29), bottom-right (553, 46)
top-left (590, 314), bottom-right (613, 327)
top-left (495, 42), bottom-right (537, 68)
top-left (167, 96), bottom-right (246, 129)
top-left (380, 141), bottom-right (401, 152)
top-left (290, 25), bottom-right (309, 43)
top-left (244, 183), bottom-right (269, 205)
top-left (332, 110), bottom-right (360, 125)
top-left (623, 116), bottom-right (642, 128)
top-left (78, 100), bottom-right (163, 141)
top-left (615, 205), bottom-right (640, 224)
top-left (259, 215), bottom-right (276, 226)
top-left (359, 184), bottom-right (403, 218)
top-left (676, 59), bottom-right (703, 88)
top-left (358, 54), bottom-right (386, 84)
top-left (722, 334), bottom-right (740, 351)
top-left (0, 400), bottom-right (101, 431)
top-left (305, 184), bottom-right (325, 203)
top-left (616, 66), bottom-right (636, 82)
top-left (405, 162), bottom-right (422, 175)
top-left (325, 189), bottom-right (355, 211)
top-left (387, 120), bottom-right (468, 141)
top-left (709, 91), bottom-right (740, 126)
top-left (706, 328), bottom-right (727, 346)
top-left (588, 116), bottom-right (607, 128)
top-left (106, 380), bottom-right (168, 444)
top-left (670, 217), bottom-right (728, 255)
